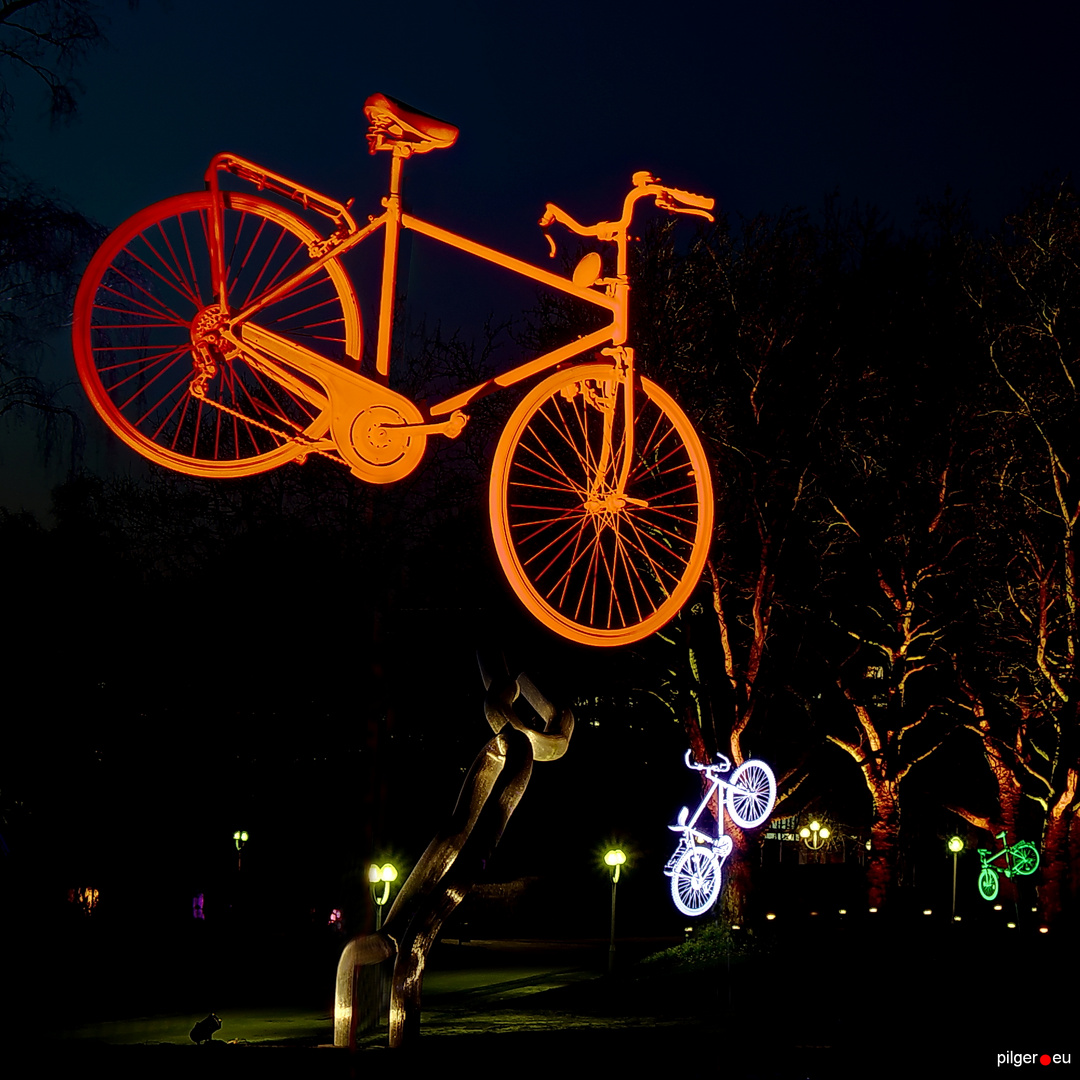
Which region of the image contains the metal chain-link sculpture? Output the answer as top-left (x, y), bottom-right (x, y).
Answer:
top-left (334, 657), bottom-right (574, 1049)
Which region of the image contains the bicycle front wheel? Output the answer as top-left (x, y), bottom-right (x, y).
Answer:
top-left (490, 364), bottom-right (713, 647)
top-left (671, 847), bottom-right (723, 916)
top-left (726, 760), bottom-right (777, 830)
top-left (978, 866), bottom-right (999, 902)
top-left (73, 191), bottom-right (362, 477)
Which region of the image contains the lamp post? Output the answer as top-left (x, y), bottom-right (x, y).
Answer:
top-left (947, 836), bottom-right (963, 920)
top-left (233, 829), bottom-right (249, 872)
top-left (368, 862), bottom-right (398, 931)
top-left (604, 849), bottom-right (626, 975)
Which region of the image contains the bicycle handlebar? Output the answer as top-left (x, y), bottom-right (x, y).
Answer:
top-left (661, 185), bottom-right (715, 211)
top-left (684, 749), bottom-right (731, 773)
top-left (538, 173), bottom-right (715, 246)
top-left (632, 171), bottom-right (714, 213)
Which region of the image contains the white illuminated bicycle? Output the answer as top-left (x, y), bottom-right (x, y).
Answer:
top-left (664, 751), bottom-right (776, 917)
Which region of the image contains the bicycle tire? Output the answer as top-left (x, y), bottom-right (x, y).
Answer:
top-left (73, 191), bottom-right (361, 477)
top-left (1011, 842), bottom-right (1040, 876)
top-left (726, 760), bottom-right (777, 830)
top-left (670, 846), bottom-right (723, 916)
top-left (490, 363), bottom-right (713, 646)
top-left (978, 866), bottom-right (999, 902)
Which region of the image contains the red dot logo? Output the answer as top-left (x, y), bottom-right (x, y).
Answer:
top-left (1040, 1054), bottom-right (1051, 1066)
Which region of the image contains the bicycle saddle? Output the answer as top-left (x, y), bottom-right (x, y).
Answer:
top-left (364, 92), bottom-right (459, 154)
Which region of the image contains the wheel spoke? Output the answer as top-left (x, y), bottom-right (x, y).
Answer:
top-left (493, 364), bottom-right (712, 645)
top-left (75, 191), bottom-right (360, 478)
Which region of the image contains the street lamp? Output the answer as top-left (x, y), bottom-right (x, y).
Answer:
top-left (233, 829), bottom-right (249, 872)
top-left (799, 820), bottom-right (831, 852)
top-left (368, 863), bottom-right (398, 930)
top-left (604, 849), bottom-right (626, 974)
top-left (947, 836), bottom-right (964, 920)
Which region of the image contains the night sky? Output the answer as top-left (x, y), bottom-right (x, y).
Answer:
top-left (4, 0), bottom-right (1080, 511)
top-left (3, 0), bottom-right (1080, 1039)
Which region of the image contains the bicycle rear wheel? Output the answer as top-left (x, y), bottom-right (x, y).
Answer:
top-left (73, 191), bottom-right (362, 477)
top-left (490, 364), bottom-right (713, 646)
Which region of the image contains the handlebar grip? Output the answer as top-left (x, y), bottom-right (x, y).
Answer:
top-left (665, 186), bottom-right (715, 211)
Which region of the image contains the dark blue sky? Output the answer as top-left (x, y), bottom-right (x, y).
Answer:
top-left (9, 0), bottom-right (1080, 234)
top-left (3, 0), bottom-right (1080, 512)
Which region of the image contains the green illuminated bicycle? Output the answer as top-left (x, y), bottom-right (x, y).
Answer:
top-left (976, 831), bottom-right (1039, 902)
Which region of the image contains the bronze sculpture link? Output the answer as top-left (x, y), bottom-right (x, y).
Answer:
top-left (334, 657), bottom-right (574, 1049)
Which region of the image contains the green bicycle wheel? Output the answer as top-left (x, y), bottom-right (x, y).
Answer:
top-left (1011, 842), bottom-right (1040, 876)
top-left (978, 866), bottom-right (999, 902)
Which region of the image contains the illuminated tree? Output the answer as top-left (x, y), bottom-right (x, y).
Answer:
top-left (808, 203), bottom-right (984, 908)
top-left (956, 179), bottom-right (1080, 924)
top-left (619, 209), bottom-right (829, 919)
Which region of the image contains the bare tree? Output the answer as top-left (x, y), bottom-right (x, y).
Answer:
top-left (0, 0), bottom-right (107, 128)
top-left (959, 179), bottom-right (1080, 925)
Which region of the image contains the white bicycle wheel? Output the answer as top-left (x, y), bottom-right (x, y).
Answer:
top-left (726, 760), bottom-right (776, 829)
top-left (670, 846), bottom-right (722, 916)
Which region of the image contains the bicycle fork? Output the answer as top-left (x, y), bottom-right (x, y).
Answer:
top-left (582, 346), bottom-right (646, 515)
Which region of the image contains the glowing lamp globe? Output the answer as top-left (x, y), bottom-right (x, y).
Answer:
top-left (948, 836), bottom-right (963, 853)
top-left (604, 849), bottom-right (626, 884)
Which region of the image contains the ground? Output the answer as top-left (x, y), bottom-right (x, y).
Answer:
top-left (44, 921), bottom-right (1076, 1079)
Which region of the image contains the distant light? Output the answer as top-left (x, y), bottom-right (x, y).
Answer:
top-left (923, 909), bottom-right (932, 916)
top-left (1031, 906), bottom-right (1037, 913)
top-left (869, 907), bottom-right (878, 913)
top-left (369, 862), bottom-right (398, 886)
top-left (731, 925), bottom-right (740, 931)
top-left (809, 910), bottom-right (818, 916)
top-left (1007, 922), bottom-right (1016, 929)
top-left (765, 912), bottom-right (776, 921)
top-left (953, 915), bottom-right (961, 922)
top-left (993, 904), bottom-right (1003, 911)
top-left (838, 908), bottom-right (847, 915)
top-left (947, 836), bottom-right (963, 853)
top-left (1039, 926), bottom-right (1049, 934)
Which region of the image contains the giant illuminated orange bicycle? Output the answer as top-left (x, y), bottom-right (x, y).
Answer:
top-left (72, 93), bottom-right (715, 646)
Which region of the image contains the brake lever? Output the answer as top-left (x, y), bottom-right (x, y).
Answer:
top-left (654, 191), bottom-right (715, 222)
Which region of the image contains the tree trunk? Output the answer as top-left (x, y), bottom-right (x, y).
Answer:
top-left (1040, 768), bottom-right (1077, 926)
top-left (866, 783), bottom-right (900, 909)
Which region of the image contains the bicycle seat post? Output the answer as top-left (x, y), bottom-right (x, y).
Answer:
top-left (375, 148), bottom-right (407, 380)
top-left (363, 93), bottom-right (460, 382)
